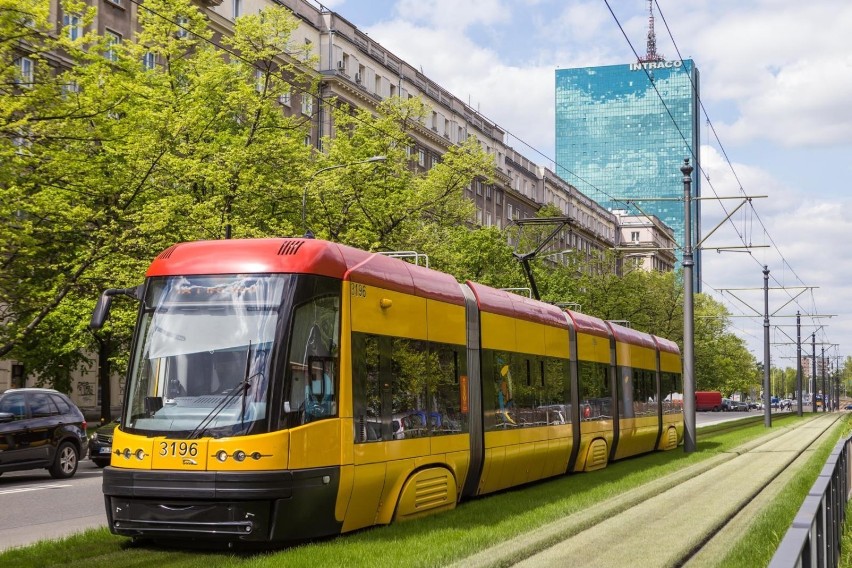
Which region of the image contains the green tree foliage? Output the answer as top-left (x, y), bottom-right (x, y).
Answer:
top-left (0, 1), bottom-right (498, 388)
top-left (307, 97), bottom-right (494, 252)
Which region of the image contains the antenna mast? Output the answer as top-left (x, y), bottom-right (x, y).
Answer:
top-left (640, 0), bottom-right (664, 63)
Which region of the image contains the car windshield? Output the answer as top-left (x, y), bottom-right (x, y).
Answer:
top-left (124, 274), bottom-right (286, 438)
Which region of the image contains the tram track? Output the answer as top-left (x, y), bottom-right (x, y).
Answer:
top-left (453, 412), bottom-right (845, 568)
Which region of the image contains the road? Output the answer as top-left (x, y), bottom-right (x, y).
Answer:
top-left (0, 459), bottom-right (107, 552)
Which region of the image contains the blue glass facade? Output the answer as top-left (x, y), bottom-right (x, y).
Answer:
top-left (555, 60), bottom-right (700, 279)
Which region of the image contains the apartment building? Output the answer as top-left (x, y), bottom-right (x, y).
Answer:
top-left (4, 0), bottom-right (661, 412)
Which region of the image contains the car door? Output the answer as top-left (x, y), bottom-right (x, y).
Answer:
top-left (26, 392), bottom-right (60, 465)
top-left (0, 392), bottom-right (34, 468)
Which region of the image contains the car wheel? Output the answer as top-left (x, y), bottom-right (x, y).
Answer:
top-left (49, 442), bottom-right (79, 479)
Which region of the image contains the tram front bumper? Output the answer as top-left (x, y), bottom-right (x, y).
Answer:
top-left (103, 466), bottom-right (341, 543)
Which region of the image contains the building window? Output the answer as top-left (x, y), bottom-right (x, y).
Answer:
top-left (254, 68), bottom-right (264, 93)
top-left (176, 16), bottom-right (189, 38)
top-left (507, 204), bottom-right (513, 220)
top-left (105, 30), bottom-right (121, 62)
top-left (15, 57), bottom-right (33, 87)
top-left (631, 231), bottom-right (640, 242)
top-left (418, 149), bottom-right (425, 167)
top-left (63, 13), bottom-right (82, 41)
top-left (301, 93), bottom-right (313, 116)
top-left (61, 80), bottom-right (79, 98)
top-left (279, 91), bottom-right (291, 107)
top-left (233, 0), bottom-right (242, 18)
top-left (142, 51), bottom-right (156, 70)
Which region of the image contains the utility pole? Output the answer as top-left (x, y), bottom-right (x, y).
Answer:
top-left (796, 312), bottom-right (803, 416)
top-left (812, 333), bottom-right (817, 413)
top-left (762, 266), bottom-right (771, 426)
top-left (681, 158), bottom-right (696, 453)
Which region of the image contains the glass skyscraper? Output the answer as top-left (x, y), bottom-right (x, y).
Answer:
top-left (555, 60), bottom-right (701, 282)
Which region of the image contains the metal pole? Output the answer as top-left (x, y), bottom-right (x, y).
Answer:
top-left (812, 333), bottom-right (817, 413)
top-left (763, 266), bottom-right (771, 427)
top-left (681, 158), bottom-right (696, 453)
top-left (796, 312), bottom-right (803, 416)
top-left (821, 347), bottom-right (826, 413)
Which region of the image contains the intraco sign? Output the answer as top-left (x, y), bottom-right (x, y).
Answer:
top-left (629, 60), bottom-right (684, 71)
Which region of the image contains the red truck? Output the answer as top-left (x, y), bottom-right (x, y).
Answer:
top-left (695, 391), bottom-right (723, 412)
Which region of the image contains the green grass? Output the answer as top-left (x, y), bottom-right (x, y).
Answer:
top-left (0, 413), bottom-right (825, 568)
top-left (720, 414), bottom-right (851, 567)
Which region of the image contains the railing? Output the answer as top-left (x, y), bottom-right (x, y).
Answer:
top-left (770, 433), bottom-right (852, 567)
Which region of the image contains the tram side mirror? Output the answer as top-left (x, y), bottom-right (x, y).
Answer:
top-left (90, 286), bottom-right (142, 330)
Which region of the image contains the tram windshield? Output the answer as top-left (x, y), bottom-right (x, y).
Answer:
top-left (124, 274), bottom-right (286, 438)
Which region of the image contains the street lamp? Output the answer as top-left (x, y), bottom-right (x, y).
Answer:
top-left (301, 155), bottom-right (386, 238)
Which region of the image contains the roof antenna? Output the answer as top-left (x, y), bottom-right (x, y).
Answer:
top-left (639, 0), bottom-right (664, 63)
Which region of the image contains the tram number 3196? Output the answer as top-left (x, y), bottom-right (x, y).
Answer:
top-left (159, 441), bottom-right (199, 457)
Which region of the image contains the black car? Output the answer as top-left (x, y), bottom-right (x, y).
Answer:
top-left (0, 388), bottom-right (88, 479)
top-left (88, 420), bottom-right (118, 468)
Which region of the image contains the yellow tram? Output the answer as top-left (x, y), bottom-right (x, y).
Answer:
top-left (90, 238), bottom-right (683, 544)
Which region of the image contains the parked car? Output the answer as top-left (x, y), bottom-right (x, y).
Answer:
top-left (0, 388), bottom-right (87, 479)
top-left (721, 397), bottom-right (733, 411)
top-left (88, 419), bottom-right (119, 468)
top-left (695, 391), bottom-right (723, 412)
top-left (731, 400), bottom-right (749, 412)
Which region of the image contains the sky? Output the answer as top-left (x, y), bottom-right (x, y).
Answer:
top-left (314, 0), bottom-right (852, 372)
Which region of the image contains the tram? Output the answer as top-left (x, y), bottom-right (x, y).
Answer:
top-left (90, 237), bottom-right (683, 544)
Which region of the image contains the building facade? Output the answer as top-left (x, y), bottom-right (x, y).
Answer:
top-left (4, 0), bottom-right (662, 412)
top-left (554, 59), bottom-right (701, 285)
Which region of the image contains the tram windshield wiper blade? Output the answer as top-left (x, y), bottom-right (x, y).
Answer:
top-left (188, 342), bottom-right (254, 440)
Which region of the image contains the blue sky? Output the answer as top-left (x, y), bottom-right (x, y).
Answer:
top-left (317, 0), bottom-right (852, 370)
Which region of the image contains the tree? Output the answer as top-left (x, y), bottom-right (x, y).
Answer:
top-left (1, 0), bottom-right (313, 385)
top-left (307, 96), bottom-right (494, 252)
top-left (1, 1), bottom-right (497, 394)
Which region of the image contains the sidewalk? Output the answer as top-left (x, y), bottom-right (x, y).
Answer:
top-left (452, 413), bottom-right (844, 568)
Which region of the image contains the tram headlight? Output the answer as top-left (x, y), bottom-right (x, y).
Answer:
top-left (233, 450), bottom-right (246, 462)
top-left (123, 448), bottom-right (131, 459)
top-left (135, 449), bottom-right (145, 460)
top-left (216, 450), bottom-right (228, 462)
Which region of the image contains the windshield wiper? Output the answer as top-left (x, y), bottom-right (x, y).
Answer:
top-left (188, 342), bottom-right (255, 439)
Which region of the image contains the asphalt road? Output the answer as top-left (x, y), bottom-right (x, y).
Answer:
top-left (0, 458), bottom-right (107, 552)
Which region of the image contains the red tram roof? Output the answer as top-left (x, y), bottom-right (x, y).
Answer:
top-left (466, 282), bottom-right (569, 328)
top-left (145, 238), bottom-right (465, 306)
top-left (606, 322), bottom-right (657, 350)
top-left (564, 310), bottom-right (611, 339)
top-left (653, 335), bottom-right (681, 355)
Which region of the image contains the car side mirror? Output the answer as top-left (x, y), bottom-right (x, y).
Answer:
top-left (0, 412), bottom-right (15, 423)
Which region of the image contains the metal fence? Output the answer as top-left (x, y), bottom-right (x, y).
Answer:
top-left (770, 433), bottom-right (852, 567)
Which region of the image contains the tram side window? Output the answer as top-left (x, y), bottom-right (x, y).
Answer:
top-left (282, 289), bottom-right (340, 426)
top-left (579, 361), bottom-right (611, 421)
top-left (431, 345), bottom-right (468, 435)
top-left (352, 333), bottom-right (467, 442)
top-left (634, 369), bottom-right (657, 417)
top-left (482, 350), bottom-right (516, 430)
top-left (482, 350), bottom-right (570, 430)
top-left (661, 372), bottom-right (683, 414)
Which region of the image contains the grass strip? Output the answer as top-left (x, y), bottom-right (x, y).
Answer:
top-left (0, 413), bottom-right (817, 568)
